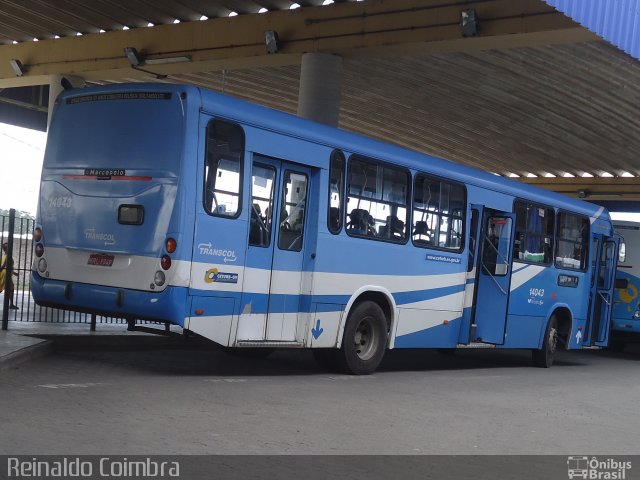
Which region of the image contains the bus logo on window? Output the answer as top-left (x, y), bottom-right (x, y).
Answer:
top-left (84, 169), bottom-right (126, 177)
top-left (205, 268), bottom-right (238, 284)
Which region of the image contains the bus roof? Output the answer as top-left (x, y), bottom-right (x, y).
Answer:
top-left (59, 83), bottom-right (608, 220)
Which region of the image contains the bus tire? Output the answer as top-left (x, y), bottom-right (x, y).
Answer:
top-left (339, 300), bottom-right (387, 375)
top-left (532, 315), bottom-right (558, 368)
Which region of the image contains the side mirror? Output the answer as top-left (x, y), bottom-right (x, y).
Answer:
top-left (619, 242), bottom-right (626, 263)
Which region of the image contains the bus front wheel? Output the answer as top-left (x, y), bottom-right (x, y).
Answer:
top-left (532, 315), bottom-right (558, 368)
top-left (339, 300), bottom-right (387, 375)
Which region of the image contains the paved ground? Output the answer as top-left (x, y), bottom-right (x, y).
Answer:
top-left (0, 335), bottom-right (639, 455)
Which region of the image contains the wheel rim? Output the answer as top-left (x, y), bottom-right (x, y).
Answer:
top-left (353, 316), bottom-right (379, 361)
top-left (548, 326), bottom-right (558, 355)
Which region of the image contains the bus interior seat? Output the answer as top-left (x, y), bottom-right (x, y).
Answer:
top-left (413, 221), bottom-right (433, 245)
top-left (348, 208), bottom-right (374, 236)
top-left (250, 203), bottom-right (266, 245)
top-left (379, 215), bottom-right (405, 240)
top-left (280, 211), bottom-right (303, 250)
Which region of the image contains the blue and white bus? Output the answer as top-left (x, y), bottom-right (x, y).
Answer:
top-left (31, 83), bottom-right (620, 374)
top-left (610, 221), bottom-right (640, 352)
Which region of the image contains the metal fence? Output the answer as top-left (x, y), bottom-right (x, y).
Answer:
top-left (1, 209), bottom-right (129, 325)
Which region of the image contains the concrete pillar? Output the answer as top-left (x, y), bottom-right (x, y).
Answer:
top-left (297, 53), bottom-right (342, 127)
top-left (47, 75), bottom-right (85, 129)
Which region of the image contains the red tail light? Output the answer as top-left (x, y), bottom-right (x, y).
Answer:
top-left (166, 238), bottom-right (177, 253)
top-left (33, 227), bottom-right (42, 242)
top-left (160, 255), bottom-right (171, 270)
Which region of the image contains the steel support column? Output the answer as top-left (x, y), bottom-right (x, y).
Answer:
top-left (47, 75), bottom-right (85, 128)
top-left (297, 53), bottom-right (342, 127)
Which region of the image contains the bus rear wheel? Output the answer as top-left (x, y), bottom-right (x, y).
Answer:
top-left (532, 315), bottom-right (558, 368)
top-left (339, 300), bottom-right (387, 375)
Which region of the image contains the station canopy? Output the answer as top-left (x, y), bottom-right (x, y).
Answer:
top-left (0, 0), bottom-right (639, 201)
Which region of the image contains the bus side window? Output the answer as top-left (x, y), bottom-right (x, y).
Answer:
top-left (467, 209), bottom-right (479, 272)
top-left (345, 156), bottom-right (409, 242)
top-left (328, 150), bottom-right (345, 234)
top-left (513, 201), bottom-right (554, 264)
top-left (556, 212), bottom-right (589, 270)
top-left (249, 164), bottom-right (276, 247)
top-left (279, 171), bottom-right (309, 251)
top-left (204, 120), bottom-right (244, 218)
top-left (412, 174), bottom-right (465, 251)
top-left (483, 217), bottom-right (512, 276)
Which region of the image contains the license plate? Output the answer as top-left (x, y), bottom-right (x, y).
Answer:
top-left (87, 253), bottom-right (114, 267)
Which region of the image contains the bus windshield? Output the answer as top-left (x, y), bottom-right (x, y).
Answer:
top-left (45, 91), bottom-right (185, 174)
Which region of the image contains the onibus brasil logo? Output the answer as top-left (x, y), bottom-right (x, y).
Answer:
top-left (567, 456), bottom-right (632, 479)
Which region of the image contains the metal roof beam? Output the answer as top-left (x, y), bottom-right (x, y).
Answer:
top-left (0, 0), bottom-right (597, 88)
top-left (520, 177), bottom-right (640, 201)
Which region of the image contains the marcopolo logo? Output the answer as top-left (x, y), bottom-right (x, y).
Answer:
top-left (567, 456), bottom-right (632, 480)
top-left (204, 268), bottom-right (239, 284)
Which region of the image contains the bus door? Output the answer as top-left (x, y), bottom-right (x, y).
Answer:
top-left (586, 235), bottom-right (619, 346)
top-left (472, 211), bottom-right (516, 344)
top-left (236, 154), bottom-right (311, 343)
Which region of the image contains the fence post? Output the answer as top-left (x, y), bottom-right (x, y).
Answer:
top-left (2, 208), bottom-right (16, 330)
top-left (90, 314), bottom-right (96, 331)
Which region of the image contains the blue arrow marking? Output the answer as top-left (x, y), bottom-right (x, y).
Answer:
top-left (311, 319), bottom-right (324, 340)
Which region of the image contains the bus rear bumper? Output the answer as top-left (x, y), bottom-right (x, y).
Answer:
top-left (30, 272), bottom-right (188, 326)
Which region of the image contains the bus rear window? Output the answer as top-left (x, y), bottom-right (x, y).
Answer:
top-left (204, 120), bottom-right (244, 218)
top-left (45, 91), bottom-right (184, 172)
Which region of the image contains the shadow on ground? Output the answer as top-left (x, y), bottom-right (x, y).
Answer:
top-left (24, 333), bottom-right (605, 377)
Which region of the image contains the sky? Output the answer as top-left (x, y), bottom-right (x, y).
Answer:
top-left (0, 122), bottom-right (47, 216)
top-left (0, 121), bottom-right (638, 222)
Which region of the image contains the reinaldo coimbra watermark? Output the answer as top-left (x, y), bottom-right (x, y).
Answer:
top-left (6, 457), bottom-right (180, 478)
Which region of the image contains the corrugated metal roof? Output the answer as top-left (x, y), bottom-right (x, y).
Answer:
top-left (0, 0), bottom-right (639, 183)
top-left (544, 0), bottom-right (640, 60)
top-left (0, 0), bottom-right (356, 44)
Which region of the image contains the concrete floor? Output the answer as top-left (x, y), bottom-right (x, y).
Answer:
top-left (1, 334), bottom-right (639, 456)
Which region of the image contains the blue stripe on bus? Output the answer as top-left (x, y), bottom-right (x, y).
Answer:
top-left (392, 284), bottom-right (465, 305)
top-left (395, 316), bottom-right (463, 348)
top-left (188, 286), bottom-right (466, 315)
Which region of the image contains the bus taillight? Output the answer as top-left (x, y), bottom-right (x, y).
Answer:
top-left (33, 227), bottom-right (42, 242)
top-left (165, 238), bottom-right (177, 253)
top-left (160, 255), bottom-right (171, 270)
top-left (35, 243), bottom-right (44, 257)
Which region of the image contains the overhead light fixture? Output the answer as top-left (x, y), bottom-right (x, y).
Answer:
top-left (577, 190), bottom-right (622, 199)
top-left (124, 47), bottom-right (142, 66)
top-left (9, 58), bottom-right (25, 77)
top-left (145, 55), bottom-right (191, 65)
top-left (461, 9), bottom-right (478, 37)
top-left (264, 30), bottom-right (280, 54)
top-left (123, 46), bottom-right (176, 79)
